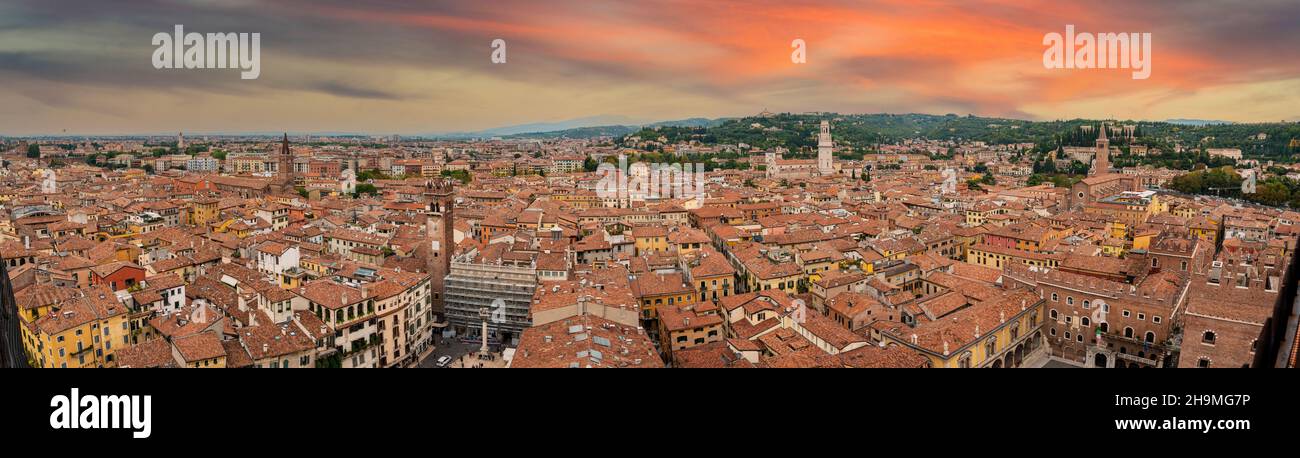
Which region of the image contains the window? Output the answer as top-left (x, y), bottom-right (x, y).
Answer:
top-left (1152, 316), bottom-right (1161, 324)
top-left (1202, 331), bottom-right (1216, 345)
top-left (1122, 310), bottom-right (1131, 318)
top-left (1137, 313), bottom-right (1145, 321)
top-left (1050, 327), bottom-right (1056, 336)
top-left (1145, 332), bottom-right (1155, 344)
top-left (1067, 297), bottom-right (1074, 306)
top-left (1050, 309), bottom-right (1058, 319)
top-left (1197, 358), bottom-right (1211, 368)
top-left (1065, 331), bottom-right (1071, 340)
top-left (1082, 300), bottom-right (1090, 309)
top-left (1124, 327), bottom-right (1134, 338)
top-left (1081, 317), bottom-right (1090, 327)
top-left (1051, 293), bottom-right (1058, 302)
top-left (1076, 334), bottom-right (1084, 343)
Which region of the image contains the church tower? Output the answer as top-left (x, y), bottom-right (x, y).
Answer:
top-left (1091, 125), bottom-right (1111, 176)
top-left (424, 179), bottom-right (455, 317)
top-left (817, 120), bottom-right (834, 175)
top-left (275, 133), bottom-right (296, 195)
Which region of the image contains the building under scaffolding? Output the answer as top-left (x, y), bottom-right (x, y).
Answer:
top-left (443, 252), bottom-right (538, 348)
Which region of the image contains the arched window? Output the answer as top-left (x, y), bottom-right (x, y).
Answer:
top-left (1067, 296), bottom-right (1074, 306)
top-left (1100, 322), bottom-right (1109, 332)
top-left (1051, 292), bottom-right (1058, 302)
top-left (1050, 309), bottom-right (1058, 319)
top-left (1082, 300), bottom-right (1090, 309)
top-left (1202, 331), bottom-right (1216, 345)
top-left (1124, 327), bottom-right (1134, 338)
top-left (1145, 332), bottom-right (1155, 344)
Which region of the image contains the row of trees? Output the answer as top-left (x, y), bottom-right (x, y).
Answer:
top-left (1167, 166), bottom-right (1300, 208)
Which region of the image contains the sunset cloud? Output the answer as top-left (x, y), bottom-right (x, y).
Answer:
top-left (0, 0), bottom-right (1296, 135)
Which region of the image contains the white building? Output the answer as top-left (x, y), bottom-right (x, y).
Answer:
top-left (818, 120), bottom-right (834, 175)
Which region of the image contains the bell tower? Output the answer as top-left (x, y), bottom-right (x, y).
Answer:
top-left (424, 179), bottom-right (455, 317)
top-left (276, 133), bottom-right (296, 194)
top-left (817, 120), bottom-right (834, 175)
top-left (1092, 125), bottom-right (1111, 176)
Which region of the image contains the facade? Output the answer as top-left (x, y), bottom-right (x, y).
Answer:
top-left (444, 253), bottom-right (538, 347)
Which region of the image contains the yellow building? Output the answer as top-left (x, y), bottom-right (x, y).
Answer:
top-left (25, 286), bottom-right (130, 368)
top-left (171, 332), bottom-right (228, 368)
top-left (965, 243), bottom-right (1059, 269)
top-left (632, 225), bottom-right (670, 256)
top-left (877, 290), bottom-right (1044, 368)
top-left (630, 273), bottom-right (696, 321)
top-left (190, 198), bottom-right (220, 227)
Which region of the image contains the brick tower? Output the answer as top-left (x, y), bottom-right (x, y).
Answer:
top-left (424, 179), bottom-right (455, 317)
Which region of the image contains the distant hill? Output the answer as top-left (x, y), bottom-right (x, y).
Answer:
top-left (426, 115), bottom-right (648, 139)
top-left (610, 112), bottom-right (1300, 160)
top-left (1166, 119), bottom-right (1236, 126)
top-left (500, 117), bottom-right (730, 139)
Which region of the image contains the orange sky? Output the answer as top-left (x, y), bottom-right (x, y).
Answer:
top-left (0, 0), bottom-right (1297, 135)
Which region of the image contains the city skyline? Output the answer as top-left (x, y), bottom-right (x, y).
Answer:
top-left (2, 0), bottom-right (1299, 136)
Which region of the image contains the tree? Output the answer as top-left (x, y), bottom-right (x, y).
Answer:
top-left (441, 169), bottom-right (471, 184)
top-left (354, 183), bottom-right (378, 196)
top-left (583, 155), bottom-right (598, 172)
top-left (142, 164), bottom-right (154, 174)
top-left (26, 144), bottom-right (40, 158)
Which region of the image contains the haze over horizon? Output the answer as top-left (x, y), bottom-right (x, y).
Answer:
top-left (2, 0), bottom-right (1298, 136)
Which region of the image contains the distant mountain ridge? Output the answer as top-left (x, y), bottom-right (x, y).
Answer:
top-left (427, 116), bottom-right (730, 139)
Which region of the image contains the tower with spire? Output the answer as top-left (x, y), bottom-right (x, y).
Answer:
top-left (1091, 124), bottom-right (1111, 176)
top-left (275, 133), bottom-right (296, 195)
